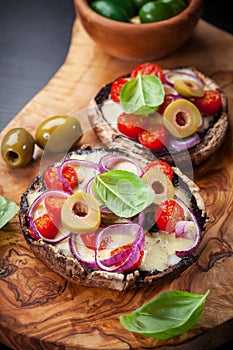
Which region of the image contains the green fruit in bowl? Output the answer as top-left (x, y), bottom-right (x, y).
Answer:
top-left (90, 0), bottom-right (130, 22)
top-left (111, 0), bottom-right (138, 17)
top-left (139, 1), bottom-right (175, 23)
top-left (158, 0), bottom-right (187, 14)
top-left (132, 0), bottom-right (151, 9)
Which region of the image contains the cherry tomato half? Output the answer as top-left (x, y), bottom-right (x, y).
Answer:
top-left (81, 230), bottom-right (107, 250)
top-left (144, 160), bottom-right (173, 181)
top-left (130, 62), bottom-right (165, 83)
top-left (154, 199), bottom-right (185, 233)
top-left (110, 244), bottom-right (144, 271)
top-left (33, 213), bottom-right (58, 239)
top-left (157, 95), bottom-right (180, 115)
top-left (44, 165), bottom-right (77, 191)
top-left (117, 113), bottom-right (148, 139)
top-left (193, 90), bottom-right (222, 115)
top-left (44, 195), bottom-right (66, 226)
top-left (110, 78), bottom-right (128, 103)
top-left (138, 123), bottom-right (167, 150)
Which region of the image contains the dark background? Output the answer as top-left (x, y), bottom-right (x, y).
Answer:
top-left (0, 0), bottom-right (232, 131)
top-left (0, 0), bottom-right (232, 349)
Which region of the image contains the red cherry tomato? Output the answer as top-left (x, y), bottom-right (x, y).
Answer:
top-left (117, 113), bottom-right (148, 139)
top-left (193, 90), bottom-right (222, 115)
top-left (130, 62), bottom-right (165, 83)
top-left (138, 123), bottom-right (167, 150)
top-left (110, 244), bottom-right (144, 271)
top-left (110, 78), bottom-right (128, 102)
top-left (44, 195), bottom-right (66, 226)
top-left (81, 229), bottom-right (107, 250)
top-left (33, 213), bottom-right (58, 239)
top-left (62, 165), bottom-right (77, 188)
top-left (144, 160), bottom-right (173, 181)
top-left (154, 199), bottom-right (185, 233)
top-left (44, 165), bottom-right (77, 191)
top-left (158, 95), bottom-right (180, 115)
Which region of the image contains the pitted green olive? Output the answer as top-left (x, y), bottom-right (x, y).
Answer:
top-left (142, 168), bottom-right (174, 205)
top-left (163, 99), bottom-right (202, 138)
top-left (35, 115), bottom-right (83, 153)
top-left (1, 128), bottom-right (35, 168)
top-left (61, 192), bottom-right (101, 234)
top-left (174, 79), bottom-right (205, 98)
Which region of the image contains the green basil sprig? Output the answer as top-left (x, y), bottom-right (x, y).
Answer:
top-left (120, 289), bottom-right (210, 340)
top-left (0, 195), bottom-right (19, 229)
top-left (93, 170), bottom-right (155, 218)
top-left (120, 73), bottom-right (165, 115)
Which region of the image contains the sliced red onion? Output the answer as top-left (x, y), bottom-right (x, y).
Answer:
top-left (58, 159), bottom-right (99, 194)
top-left (28, 190), bottom-right (71, 243)
top-left (99, 153), bottom-right (143, 177)
top-left (163, 84), bottom-right (179, 95)
top-left (95, 223), bottom-right (145, 272)
top-left (158, 94), bottom-right (183, 115)
top-left (175, 221), bottom-right (197, 240)
top-left (86, 177), bottom-right (94, 194)
top-left (198, 115), bottom-right (204, 130)
top-left (174, 196), bottom-right (201, 257)
top-left (69, 233), bottom-right (99, 269)
top-left (164, 71), bottom-right (204, 87)
top-left (137, 211), bottom-right (145, 227)
top-left (166, 133), bottom-right (200, 152)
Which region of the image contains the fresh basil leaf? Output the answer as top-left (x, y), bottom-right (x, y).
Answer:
top-left (120, 73), bottom-right (164, 115)
top-left (93, 170), bottom-right (155, 218)
top-left (120, 289), bottom-right (210, 340)
top-left (0, 195), bottom-right (19, 229)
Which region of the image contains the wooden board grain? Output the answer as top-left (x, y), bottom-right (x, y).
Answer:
top-left (0, 16), bottom-right (233, 350)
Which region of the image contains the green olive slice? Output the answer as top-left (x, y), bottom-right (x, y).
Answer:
top-left (174, 79), bottom-right (204, 98)
top-left (61, 192), bottom-right (101, 234)
top-left (142, 168), bottom-right (174, 205)
top-left (163, 99), bottom-right (202, 138)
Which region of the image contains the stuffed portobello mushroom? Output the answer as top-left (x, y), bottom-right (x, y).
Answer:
top-left (88, 63), bottom-right (228, 166)
top-left (19, 147), bottom-right (206, 291)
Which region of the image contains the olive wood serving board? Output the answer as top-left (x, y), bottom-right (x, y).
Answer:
top-left (0, 15), bottom-right (233, 350)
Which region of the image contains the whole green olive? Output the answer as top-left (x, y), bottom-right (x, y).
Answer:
top-left (35, 115), bottom-right (83, 153)
top-left (1, 128), bottom-right (35, 168)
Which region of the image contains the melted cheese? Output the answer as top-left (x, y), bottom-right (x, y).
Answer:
top-left (140, 231), bottom-right (193, 272)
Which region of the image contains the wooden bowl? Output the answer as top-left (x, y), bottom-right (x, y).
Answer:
top-left (74, 0), bottom-right (204, 61)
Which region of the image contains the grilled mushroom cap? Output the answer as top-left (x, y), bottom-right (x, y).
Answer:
top-left (88, 67), bottom-right (228, 166)
top-left (19, 148), bottom-right (206, 291)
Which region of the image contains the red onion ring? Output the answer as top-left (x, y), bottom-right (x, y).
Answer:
top-left (175, 221), bottom-right (197, 240)
top-left (86, 177), bottom-right (98, 199)
top-left (164, 71), bottom-right (204, 87)
top-left (158, 94), bottom-right (183, 115)
top-left (163, 84), bottom-right (179, 95)
top-left (28, 190), bottom-right (71, 243)
top-left (174, 196), bottom-right (201, 257)
top-left (198, 115), bottom-right (204, 130)
top-left (58, 159), bottom-right (99, 194)
top-left (99, 154), bottom-right (143, 177)
top-left (95, 223), bottom-right (145, 272)
top-left (137, 211), bottom-right (145, 227)
top-left (166, 133), bottom-right (200, 152)
top-left (69, 233), bottom-right (99, 269)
